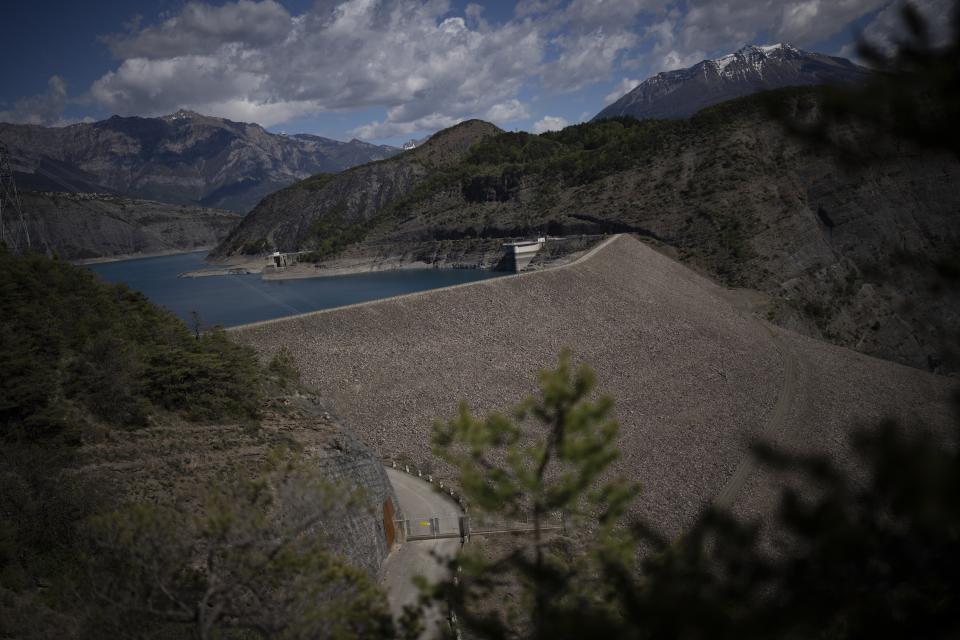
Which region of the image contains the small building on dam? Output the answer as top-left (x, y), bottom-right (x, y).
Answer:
top-left (502, 237), bottom-right (545, 272)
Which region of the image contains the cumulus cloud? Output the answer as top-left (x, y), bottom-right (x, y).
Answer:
top-left (532, 115), bottom-right (569, 133)
top-left (349, 113), bottom-right (463, 141)
top-left (777, 0), bottom-right (890, 44)
top-left (514, 0), bottom-right (563, 18)
top-left (88, 0), bottom-right (677, 135)
top-left (91, 0), bottom-right (546, 133)
top-left (604, 77), bottom-right (640, 105)
top-left (564, 0), bottom-right (670, 32)
top-left (485, 99), bottom-right (531, 124)
top-left (102, 0), bottom-right (292, 58)
top-left (620, 0), bottom-right (893, 84)
top-left (543, 30), bottom-right (638, 92)
top-left (74, 0), bottom-right (914, 139)
top-left (679, 0), bottom-right (888, 52)
top-left (0, 76), bottom-right (73, 126)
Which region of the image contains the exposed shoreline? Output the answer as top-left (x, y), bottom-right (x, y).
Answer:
top-left (71, 246), bottom-right (215, 265)
top-left (228, 236), bottom-right (617, 331)
top-left (262, 259), bottom-right (475, 281)
top-left (187, 236), bottom-right (605, 281)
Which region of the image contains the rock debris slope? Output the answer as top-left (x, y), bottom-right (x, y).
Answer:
top-left (231, 235), bottom-right (956, 537)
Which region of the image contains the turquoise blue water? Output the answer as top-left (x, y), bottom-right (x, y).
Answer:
top-left (87, 252), bottom-right (503, 328)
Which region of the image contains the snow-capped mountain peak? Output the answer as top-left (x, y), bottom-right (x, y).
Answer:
top-left (595, 43), bottom-right (867, 121)
top-left (709, 43), bottom-right (802, 77)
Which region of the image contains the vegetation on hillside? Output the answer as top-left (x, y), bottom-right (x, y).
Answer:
top-left (291, 172), bottom-right (337, 192)
top-left (0, 247), bottom-right (402, 639)
top-left (0, 245), bottom-right (262, 442)
top-left (298, 204), bottom-right (370, 262)
top-left (83, 448), bottom-right (396, 640)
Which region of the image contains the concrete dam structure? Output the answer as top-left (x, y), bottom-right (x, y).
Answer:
top-left (231, 235), bottom-right (957, 537)
top-left (501, 237), bottom-right (545, 272)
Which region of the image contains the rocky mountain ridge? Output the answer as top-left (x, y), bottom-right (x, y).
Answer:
top-left (18, 191), bottom-right (240, 260)
top-left (0, 110), bottom-right (399, 212)
top-left (595, 43), bottom-right (869, 121)
top-left (211, 119), bottom-right (503, 258)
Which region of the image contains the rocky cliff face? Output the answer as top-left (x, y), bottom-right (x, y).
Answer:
top-left (595, 44), bottom-right (868, 121)
top-left (18, 191), bottom-right (240, 260)
top-left (212, 119), bottom-right (503, 257)
top-left (0, 110), bottom-right (399, 212)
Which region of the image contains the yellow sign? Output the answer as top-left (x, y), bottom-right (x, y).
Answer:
top-left (420, 521), bottom-right (430, 527)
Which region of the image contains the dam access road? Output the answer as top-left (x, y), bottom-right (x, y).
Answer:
top-left (382, 468), bottom-right (461, 638)
top-left (231, 234), bottom-right (958, 540)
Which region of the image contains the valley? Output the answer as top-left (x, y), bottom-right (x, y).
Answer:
top-left (3, 6), bottom-right (958, 636)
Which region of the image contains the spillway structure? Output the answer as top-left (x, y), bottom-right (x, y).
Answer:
top-left (502, 237), bottom-right (545, 272)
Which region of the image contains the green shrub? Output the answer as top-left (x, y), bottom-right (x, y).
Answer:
top-left (294, 172), bottom-right (336, 192)
top-left (268, 345), bottom-right (301, 389)
top-left (239, 237), bottom-right (270, 255)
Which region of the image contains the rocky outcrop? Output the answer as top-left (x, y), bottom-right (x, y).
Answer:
top-left (0, 110), bottom-right (399, 212)
top-left (18, 191), bottom-right (240, 260)
top-left (595, 44), bottom-right (868, 121)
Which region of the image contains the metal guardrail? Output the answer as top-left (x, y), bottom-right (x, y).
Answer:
top-left (384, 457), bottom-right (566, 543)
top-left (383, 455), bottom-right (565, 640)
top-left (384, 458), bottom-right (468, 510)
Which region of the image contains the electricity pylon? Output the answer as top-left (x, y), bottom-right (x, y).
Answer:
top-left (0, 141), bottom-right (30, 252)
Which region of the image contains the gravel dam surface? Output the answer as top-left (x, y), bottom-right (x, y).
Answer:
top-left (231, 234), bottom-right (957, 537)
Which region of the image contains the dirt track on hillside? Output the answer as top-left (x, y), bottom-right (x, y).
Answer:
top-left (232, 235), bottom-right (957, 537)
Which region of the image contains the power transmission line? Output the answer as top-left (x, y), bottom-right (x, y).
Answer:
top-left (0, 141), bottom-right (30, 252)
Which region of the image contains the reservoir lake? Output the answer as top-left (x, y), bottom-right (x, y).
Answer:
top-left (87, 251), bottom-right (504, 328)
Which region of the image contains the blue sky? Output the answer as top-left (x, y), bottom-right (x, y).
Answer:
top-left (0, 0), bottom-right (935, 145)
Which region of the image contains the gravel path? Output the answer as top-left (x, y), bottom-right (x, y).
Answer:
top-left (232, 234), bottom-right (957, 538)
top-left (713, 323), bottom-right (802, 509)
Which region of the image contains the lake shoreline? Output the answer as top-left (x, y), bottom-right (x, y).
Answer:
top-left (87, 251), bottom-right (506, 328)
top-left (185, 236), bottom-right (607, 281)
top-left (72, 246), bottom-right (215, 266)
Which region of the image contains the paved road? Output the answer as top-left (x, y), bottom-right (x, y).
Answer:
top-left (381, 468), bottom-right (463, 639)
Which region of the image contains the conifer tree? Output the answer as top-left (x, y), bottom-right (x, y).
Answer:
top-left (432, 350), bottom-right (638, 639)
